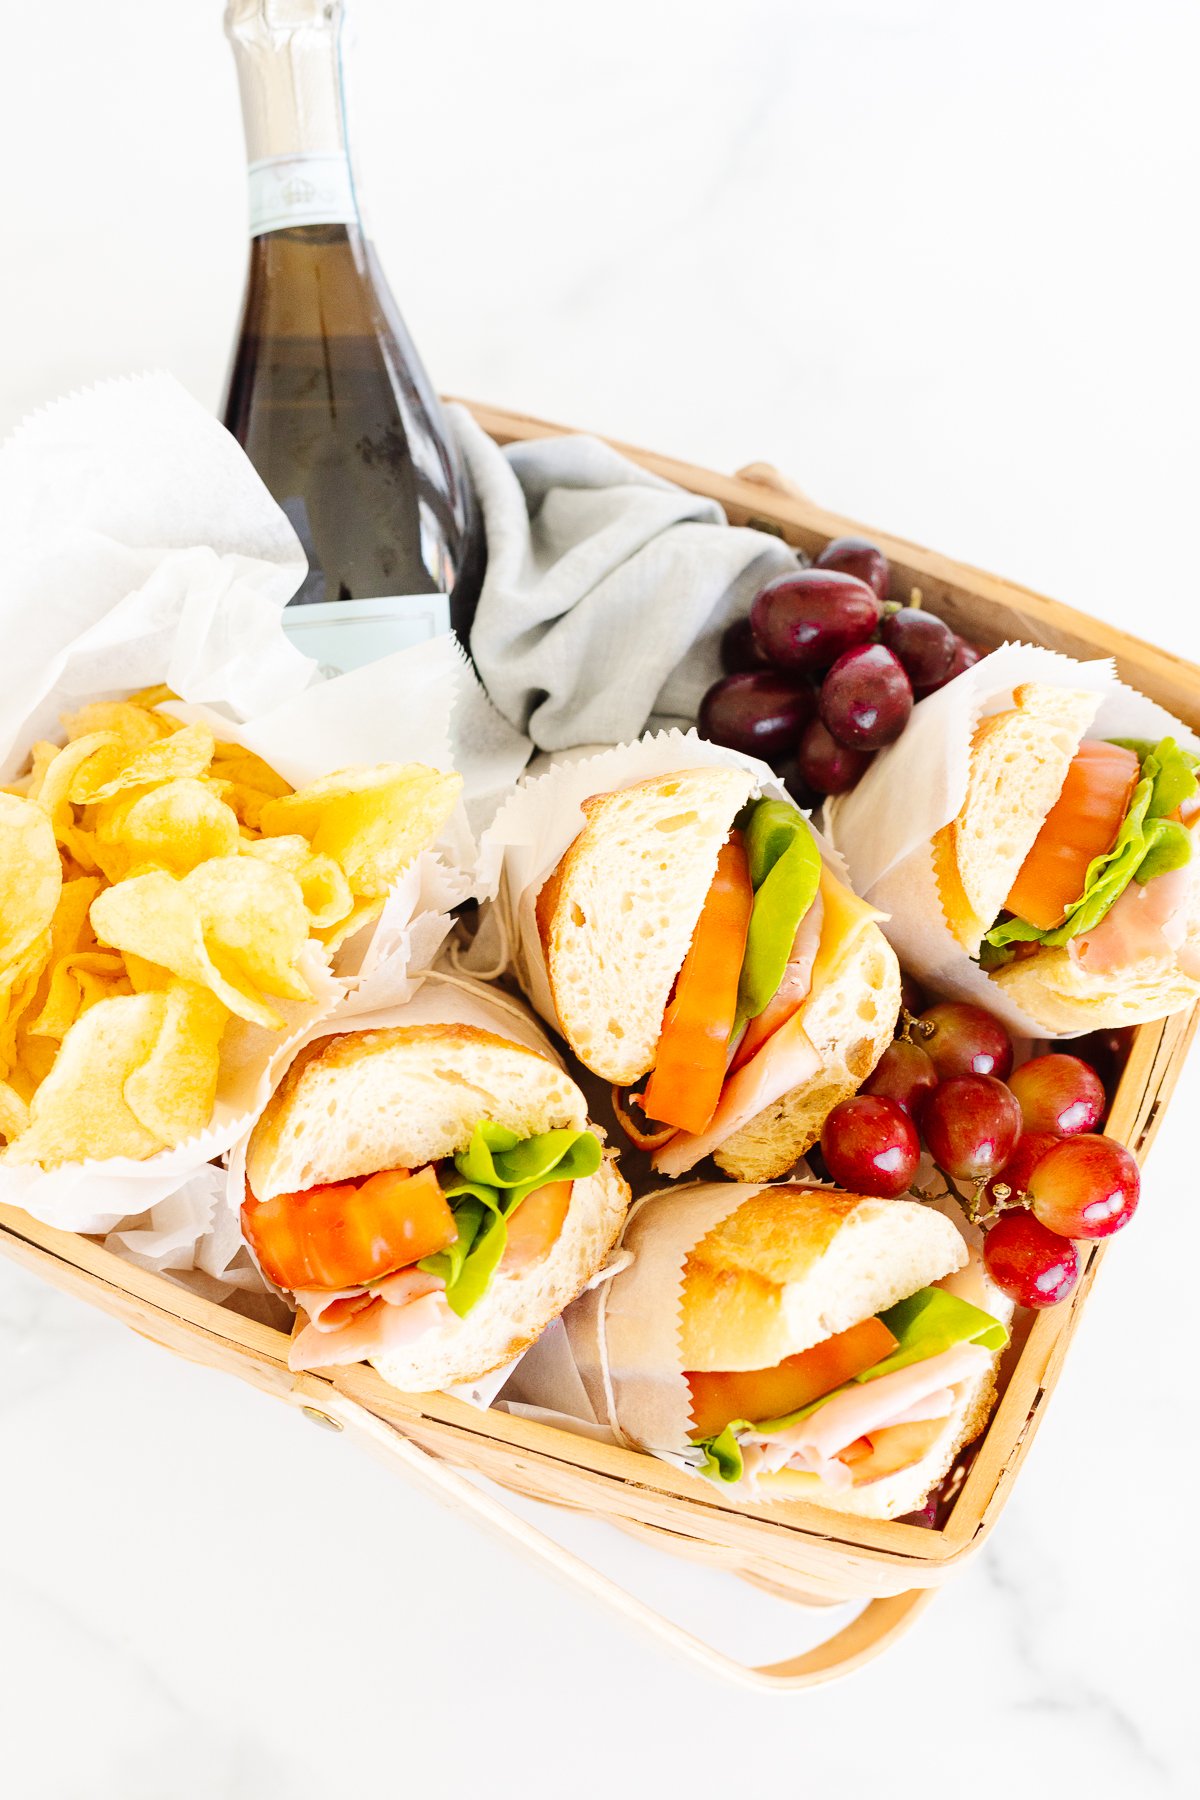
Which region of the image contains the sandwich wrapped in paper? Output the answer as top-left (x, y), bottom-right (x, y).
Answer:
top-left (516, 1181), bottom-right (1011, 1520)
top-left (480, 731), bottom-right (901, 1182)
top-left (827, 644), bottom-right (1200, 1036)
top-left (239, 975), bottom-right (631, 1391)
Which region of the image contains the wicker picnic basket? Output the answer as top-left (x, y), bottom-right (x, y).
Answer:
top-left (2, 401), bottom-right (1196, 1690)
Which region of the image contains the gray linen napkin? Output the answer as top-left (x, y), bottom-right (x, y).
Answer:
top-left (451, 407), bottom-right (802, 752)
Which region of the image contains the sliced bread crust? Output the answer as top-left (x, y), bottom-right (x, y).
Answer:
top-left (246, 1022), bottom-right (587, 1202)
top-left (680, 1188), bottom-right (967, 1373)
top-left (933, 682), bottom-right (1101, 953)
top-left (537, 766), bottom-right (755, 1085)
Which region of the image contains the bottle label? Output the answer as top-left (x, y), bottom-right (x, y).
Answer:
top-left (281, 594), bottom-right (452, 677)
top-left (247, 152), bottom-right (357, 236)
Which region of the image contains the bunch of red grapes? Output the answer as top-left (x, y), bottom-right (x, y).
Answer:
top-left (818, 989), bottom-right (1139, 1310)
top-left (700, 536), bottom-right (982, 801)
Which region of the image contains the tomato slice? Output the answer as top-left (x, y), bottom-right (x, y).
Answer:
top-left (1006, 739), bottom-right (1140, 931)
top-left (500, 1179), bottom-right (573, 1274)
top-left (242, 1164), bottom-right (457, 1291)
top-left (642, 835), bottom-right (754, 1136)
top-left (686, 1316), bottom-right (899, 1438)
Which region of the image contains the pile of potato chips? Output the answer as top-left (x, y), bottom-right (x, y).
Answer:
top-left (0, 689), bottom-right (461, 1169)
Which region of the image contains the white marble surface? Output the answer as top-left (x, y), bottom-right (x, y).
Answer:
top-left (2, 1), bottom-right (1199, 1793)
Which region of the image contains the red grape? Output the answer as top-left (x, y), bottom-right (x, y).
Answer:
top-left (983, 1211), bottom-right (1080, 1308)
top-left (916, 1002), bottom-right (1014, 1081)
top-left (1026, 1135), bottom-right (1140, 1239)
top-left (862, 1039), bottom-right (938, 1116)
top-left (921, 1075), bottom-right (1022, 1181)
top-left (750, 570), bottom-right (881, 673)
top-left (820, 1095), bottom-right (920, 1198)
top-left (880, 609), bottom-right (957, 688)
top-left (698, 671), bottom-right (815, 760)
top-left (796, 716), bottom-right (873, 795)
top-left (914, 635), bottom-right (983, 699)
top-left (820, 643), bottom-right (913, 751)
top-left (1008, 1054), bottom-right (1105, 1137)
top-left (720, 617), bottom-right (769, 674)
top-left (815, 535), bottom-right (890, 602)
top-left (982, 1130), bottom-right (1058, 1208)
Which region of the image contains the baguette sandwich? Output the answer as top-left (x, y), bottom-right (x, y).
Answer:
top-left (934, 682), bottom-right (1200, 1031)
top-left (242, 985), bottom-right (630, 1391)
top-left (565, 1182), bottom-right (1010, 1519)
top-left (534, 767), bottom-right (900, 1181)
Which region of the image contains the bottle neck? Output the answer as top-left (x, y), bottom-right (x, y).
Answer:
top-left (225, 0), bottom-right (361, 238)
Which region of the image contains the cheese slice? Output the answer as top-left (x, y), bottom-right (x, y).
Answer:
top-left (804, 863), bottom-right (888, 1005)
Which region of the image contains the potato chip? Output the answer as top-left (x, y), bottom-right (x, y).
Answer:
top-left (92, 778), bottom-right (240, 880)
top-left (121, 952), bottom-right (170, 993)
top-left (213, 744), bottom-right (293, 831)
top-left (71, 720), bottom-right (216, 804)
top-left (0, 793), bottom-right (63, 983)
top-left (27, 950), bottom-right (131, 1042)
top-left (243, 833), bottom-right (354, 933)
top-left (125, 684), bottom-right (179, 709)
top-left (316, 896), bottom-right (384, 953)
top-left (1, 988), bottom-right (201, 1167)
top-left (123, 981), bottom-right (226, 1148)
top-left (51, 875), bottom-right (104, 956)
top-left (259, 763), bottom-right (462, 898)
top-left (0, 1079), bottom-right (30, 1143)
top-left (34, 731), bottom-right (123, 869)
top-left (0, 943), bottom-right (49, 1075)
top-left (90, 855), bottom-right (313, 1029)
top-left (61, 700), bottom-right (176, 749)
top-left (3, 740), bottom-right (60, 800)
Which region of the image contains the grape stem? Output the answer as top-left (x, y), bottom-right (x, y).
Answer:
top-left (897, 1008), bottom-right (931, 1045)
top-left (915, 1165), bottom-right (1027, 1229)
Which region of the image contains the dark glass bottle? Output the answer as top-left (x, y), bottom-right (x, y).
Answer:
top-left (222, 0), bottom-right (484, 671)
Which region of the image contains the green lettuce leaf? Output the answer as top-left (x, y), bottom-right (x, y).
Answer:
top-left (735, 799), bottom-right (822, 1033)
top-left (691, 1286), bottom-right (1008, 1483)
top-left (418, 1121), bottom-right (602, 1318)
top-left (983, 737), bottom-right (1197, 954)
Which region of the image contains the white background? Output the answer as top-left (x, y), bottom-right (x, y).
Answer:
top-left (1, 2), bottom-right (1198, 1795)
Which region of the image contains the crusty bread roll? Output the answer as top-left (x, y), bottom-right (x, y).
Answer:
top-left (247, 1022), bottom-right (588, 1201)
top-left (678, 1186), bottom-right (1005, 1522)
top-left (537, 765), bottom-right (755, 1085)
top-left (536, 767), bottom-right (899, 1179)
top-left (932, 682), bottom-right (1101, 955)
top-left (245, 1016), bottom-right (630, 1392)
top-left (681, 1186), bottom-right (967, 1372)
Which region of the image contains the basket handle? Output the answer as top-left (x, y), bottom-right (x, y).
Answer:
top-left (290, 1376), bottom-right (935, 1691)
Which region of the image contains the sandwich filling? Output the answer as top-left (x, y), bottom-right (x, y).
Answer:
top-left (616, 799), bottom-right (881, 1173)
top-left (688, 1286), bottom-right (1007, 1490)
top-left (242, 1121), bottom-right (601, 1372)
top-left (980, 736), bottom-right (1200, 977)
